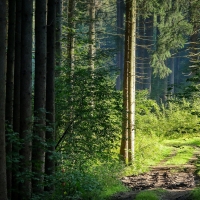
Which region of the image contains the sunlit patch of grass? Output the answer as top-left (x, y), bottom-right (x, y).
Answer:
top-left (165, 146), bottom-right (194, 165)
top-left (163, 136), bottom-right (200, 147)
top-left (122, 135), bottom-right (174, 176)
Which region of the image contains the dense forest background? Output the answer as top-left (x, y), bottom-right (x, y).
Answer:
top-left (0, 0), bottom-right (200, 199)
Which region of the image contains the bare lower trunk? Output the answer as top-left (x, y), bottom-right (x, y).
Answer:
top-left (45, 0), bottom-right (56, 191)
top-left (32, 0), bottom-right (47, 194)
top-left (19, 0), bottom-right (33, 198)
top-left (6, 0), bottom-right (16, 197)
top-left (0, 1), bottom-right (8, 199)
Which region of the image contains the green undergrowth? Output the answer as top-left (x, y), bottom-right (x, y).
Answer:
top-left (165, 145), bottom-right (194, 165)
top-left (135, 189), bottom-right (167, 200)
top-left (191, 188), bottom-right (200, 200)
top-left (122, 134), bottom-right (173, 176)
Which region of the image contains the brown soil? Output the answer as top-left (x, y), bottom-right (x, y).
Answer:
top-left (111, 147), bottom-right (200, 200)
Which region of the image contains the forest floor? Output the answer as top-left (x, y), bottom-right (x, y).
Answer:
top-left (111, 144), bottom-right (200, 200)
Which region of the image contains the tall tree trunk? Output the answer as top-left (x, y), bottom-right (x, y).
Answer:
top-left (68, 0), bottom-right (75, 70)
top-left (56, 0), bottom-right (62, 73)
top-left (143, 16), bottom-right (153, 92)
top-left (45, 0), bottom-right (56, 191)
top-left (128, 0), bottom-right (136, 162)
top-left (169, 55), bottom-right (175, 94)
top-left (136, 15), bottom-right (145, 90)
top-left (116, 0), bottom-right (124, 90)
top-left (19, 0), bottom-right (33, 198)
top-left (12, 0), bottom-right (22, 199)
top-left (0, 1), bottom-right (8, 199)
top-left (120, 0), bottom-right (136, 163)
top-left (32, 0), bottom-right (47, 194)
top-left (67, 0), bottom-right (75, 133)
top-left (120, 0), bottom-right (131, 163)
top-left (6, 0), bottom-right (16, 197)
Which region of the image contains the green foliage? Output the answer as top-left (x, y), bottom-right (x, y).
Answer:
top-left (135, 189), bottom-right (168, 200)
top-left (56, 67), bottom-right (122, 163)
top-left (191, 188), bottom-right (200, 200)
top-left (149, 0), bottom-right (193, 78)
top-left (135, 190), bottom-right (159, 200)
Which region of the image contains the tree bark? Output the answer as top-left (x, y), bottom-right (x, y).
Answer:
top-left (120, 0), bottom-right (136, 163)
top-left (0, 0), bottom-right (8, 199)
top-left (19, 0), bottom-right (33, 198)
top-left (32, 0), bottom-right (47, 194)
top-left (6, 0), bottom-right (16, 197)
top-left (45, 0), bottom-right (56, 191)
top-left (128, 0), bottom-right (136, 162)
top-left (116, 0), bottom-right (124, 90)
top-left (12, 0), bottom-right (22, 199)
top-left (56, 0), bottom-right (62, 73)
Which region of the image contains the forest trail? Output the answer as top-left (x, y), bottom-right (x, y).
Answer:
top-left (111, 145), bottom-right (200, 200)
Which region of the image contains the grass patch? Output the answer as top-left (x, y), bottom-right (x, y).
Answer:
top-left (163, 136), bottom-right (200, 147)
top-left (191, 188), bottom-right (200, 200)
top-left (135, 189), bottom-right (167, 200)
top-left (165, 146), bottom-right (194, 165)
top-left (122, 134), bottom-right (174, 176)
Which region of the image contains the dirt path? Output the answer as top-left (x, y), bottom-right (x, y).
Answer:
top-left (111, 146), bottom-right (200, 200)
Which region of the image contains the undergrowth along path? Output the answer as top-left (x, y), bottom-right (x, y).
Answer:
top-left (111, 139), bottom-right (200, 200)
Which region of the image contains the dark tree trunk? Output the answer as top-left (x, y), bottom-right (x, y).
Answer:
top-left (6, 0), bottom-right (16, 198)
top-left (12, 1), bottom-right (22, 199)
top-left (0, 1), bottom-right (8, 199)
top-left (45, 0), bottom-right (56, 191)
top-left (19, 0), bottom-right (33, 198)
top-left (32, 0), bottom-right (47, 194)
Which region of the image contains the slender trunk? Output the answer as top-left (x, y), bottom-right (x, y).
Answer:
top-left (32, 0), bottom-right (47, 194)
top-left (12, 0), bottom-right (22, 199)
top-left (143, 16), bottom-right (153, 92)
top-left (67, 0), bottom-right (75, 133)
top-left (45, 0), bottom-right (56, 191)
top-left (120, 0), bottom-right (136, 163)
top-left (169, 55), bottom-right (175, 94)
top-left (116, 0), bottom-right (124, 90)
top-left (128, 0), bottom-right (136, 162)
top-left (19, 0), bottom-right (33, 198)
top-left (56, 0), bottom-right (62, 73)
top-left (0, 0), bottom-right (8, 199)
top-left (6, 0), bottom-right (16, 197)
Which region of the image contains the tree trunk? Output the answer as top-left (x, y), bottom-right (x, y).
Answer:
top-left (120, 0), bottom-right (136, 163)
top-left (32, 0), bottom-right (47, 194)
top-left (45, 0), bottom-right (56, 191)
top-left (12, 0), bottom-right (22, 199)
top-left (143, 16), bottom-right (153, 92)
top-left (6, 0), bottom-right (16, 197)
top-left (0, 1), bottom-right (8, 199)
top-left (128, 0), bottom-right (136, 162)
top-left (19, 0), bottom-right (33, 198)
top-left (56, 0), bottom-right (62, 73)
top-left (116, 0), bottom-right (124, 90)
top-left (67, 0), bottom-right (75, 133)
